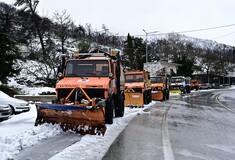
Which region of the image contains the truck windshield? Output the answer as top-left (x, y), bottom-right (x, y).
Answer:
top-left (151, 77), bottom-right (163, 83)
top-left (171, 78), bottom-right (184, 83)
top-left (125, 74), bottom-right (143, 83)
top-left (64, 60), bottom-right (109, 77)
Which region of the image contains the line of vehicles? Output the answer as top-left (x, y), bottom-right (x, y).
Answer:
top-left (0, 49), bottom-right (211, 135)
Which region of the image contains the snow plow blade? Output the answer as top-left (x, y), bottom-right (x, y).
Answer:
top-left (151, 90), bottom-right (164, 101)
top-left (35, 103), bottom-right (106, 135)
top-left (124, 92), bottom-right (144, 107)
top-left (169, 89), bottom-right (182, 95)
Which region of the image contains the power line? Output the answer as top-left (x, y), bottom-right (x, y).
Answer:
top-left (156, 23), bottom-right (235, 35)
top-left (116, 23), bottom-right (235, 37)
top-left (212, 31), bottom-right (235, 40)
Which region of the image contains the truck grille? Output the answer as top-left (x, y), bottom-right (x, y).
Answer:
top-left (57, 88), bottom-right (105, 103)
top-left (132, 88), bottom-right (142, 93)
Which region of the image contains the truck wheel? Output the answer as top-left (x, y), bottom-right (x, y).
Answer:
top-left (144, 92), bottom-right (148, 104)
top-left (105, 98), bottom-right (114, 124)
top-left (148, 90), bottom-right (152, 103)
top-left (186, 87), bottom-right (191, 93)
top-left (162, 90), bottom-right (166, 101)
top-left (165, 89), bottom-right (170, 100)
top-left (115, 94), bottom-right (125, 117)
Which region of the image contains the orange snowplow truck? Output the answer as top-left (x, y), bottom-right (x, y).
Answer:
top-left (124, 70), bottom-right (152, 107)
top-left (35, 49), bottom-right (125, 135)
top-left (151, 75), bottom-right (170, 101)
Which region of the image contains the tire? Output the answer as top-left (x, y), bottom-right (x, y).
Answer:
top-left (165, 89), bottom-right (170, 100)
top-left (162, 90), bottom-right (166, 101)
top-left (147, 90), bottom-right (152, 104)
top-left (9, 105), bottom-right (14, 115)
top-left (105, 98), bottom-right (114, 124)
top-left (115, 93), bottom-right (125, 117)
top-left (143, 92), bottom-right (148, 104)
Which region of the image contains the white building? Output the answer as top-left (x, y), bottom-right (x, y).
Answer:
top-left (143, 61), bottom-right (180, 77)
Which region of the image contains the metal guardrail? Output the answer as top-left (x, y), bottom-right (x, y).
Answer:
top-left (14, 95), bottom-right (56, 102)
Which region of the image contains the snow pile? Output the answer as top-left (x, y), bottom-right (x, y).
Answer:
top-left (0, 104), bottom-right (63, 160)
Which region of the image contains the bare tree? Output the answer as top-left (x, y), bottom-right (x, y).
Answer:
top-left (14, 0), bottom-right (47, 57)
top-left (53, 10), bottom-right (72, 54)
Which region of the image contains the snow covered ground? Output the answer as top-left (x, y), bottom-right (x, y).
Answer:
top-left (0, 87), bottom-right (156, 160)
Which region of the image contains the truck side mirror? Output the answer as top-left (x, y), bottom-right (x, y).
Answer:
top-left (109, 72), bottom-right (113, 78)
top-left (57, 65), bottom-right (64, 79)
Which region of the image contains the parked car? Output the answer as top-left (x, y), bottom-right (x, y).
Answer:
top-left (0, 104), bottom-right (11, 120)
top-left (0, 91), bottom-right (30, 115)
top-left (199, 83), bottom-right (212, 89)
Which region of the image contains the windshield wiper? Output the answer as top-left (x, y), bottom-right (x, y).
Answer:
top-left (66, 73), bottom-right (78, 77)
top-left (85, 72), bottom-right (96, 76)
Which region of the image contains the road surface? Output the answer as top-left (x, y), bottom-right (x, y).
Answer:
top-left (103, 89), bottom-right (235, 160)
top-left (8, 89), bottom-right (235, 160)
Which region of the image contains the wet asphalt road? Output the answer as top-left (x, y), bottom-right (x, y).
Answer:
top-left (15, 133), bottom-right (80, 160)
top-left (103, 89), bottom-right (235, 160)
top-left (103, 104), bottom-right (168, 160)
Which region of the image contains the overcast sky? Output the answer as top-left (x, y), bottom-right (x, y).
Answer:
top-left (2, 0), bottom-right (235, 46)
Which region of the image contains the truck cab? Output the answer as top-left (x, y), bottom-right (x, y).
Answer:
top-left (170, 76), bottom-right (191, 95)
top-left (151, 75), bottom-right (170, 101)
top-left (124, 70), bottom-right (152, 107)
top-left (35, 50), bottom-right (125, 135)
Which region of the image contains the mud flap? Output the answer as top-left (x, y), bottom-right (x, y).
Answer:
top-left (35, 103), bottom-right (106, 135)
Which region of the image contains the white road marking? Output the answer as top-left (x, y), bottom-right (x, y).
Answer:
top-left (215, 94), bottom-right (235, 114)
top-left (162, 107), bottom-right (175, 160)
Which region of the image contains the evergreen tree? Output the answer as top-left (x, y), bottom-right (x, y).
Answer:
top-left (123, 33), bottom-right (134, 70)
top-left (0, 3), bottom-right (20, 84)
top-left (175, 55), bottom-right (194, 77)
top-left (78, 39), bottom-right (90, 52)
top-left (132, 37), bottom-right (145, 70)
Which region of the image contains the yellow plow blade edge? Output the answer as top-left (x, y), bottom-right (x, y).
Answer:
top-left (170, 89), bottom-right (182, 95)
top-left (35, 103), bottom-right (106, 135)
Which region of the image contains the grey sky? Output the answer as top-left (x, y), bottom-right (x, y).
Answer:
top-left (2, 0), bottom-right (235, 46)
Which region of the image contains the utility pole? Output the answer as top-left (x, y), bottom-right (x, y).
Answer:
top-left (143, 29), bottom-right (148, 63)
top-left (142, 29), bottom-right (158, 63)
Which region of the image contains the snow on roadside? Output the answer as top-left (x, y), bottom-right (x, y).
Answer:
top-left (0, 91), bottom-right (157, 160)
top-left (7, 77), bottom-right (55, 95)
top-left (49, 102), bottom-right (156, 160)
top-left (21, 87), bottom-right (55, 95)
top-left (217, 86), bottom-right (235, 106)
top-left (0, 104), bottom-right (63, 160)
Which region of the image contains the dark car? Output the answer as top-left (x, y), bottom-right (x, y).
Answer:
top-left (0, 104), bottom-right (11, 120)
